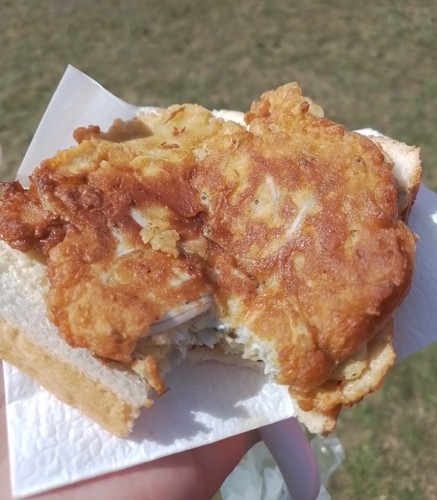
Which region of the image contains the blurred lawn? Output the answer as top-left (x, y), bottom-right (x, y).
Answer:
top-left (1, 1), bottom-right (436, 498)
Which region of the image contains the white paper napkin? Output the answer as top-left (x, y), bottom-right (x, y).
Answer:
top-left (4, 360), bottom-right (294, 498)
top-left (392, 183), bottom-right (437, 359)
top-left (3, 66), bottom-right (437, 498)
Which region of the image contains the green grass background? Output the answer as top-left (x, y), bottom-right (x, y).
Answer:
top-left (1, 1), bottom-right (436, 498)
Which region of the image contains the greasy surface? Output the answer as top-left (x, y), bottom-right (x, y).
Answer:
top-left (193, 85), bottom-right (416, 405)
top-left (0, 83), bottom-right (417, 416)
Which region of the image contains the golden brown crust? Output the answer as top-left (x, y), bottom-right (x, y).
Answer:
top-left (0, 317), bottom-right (140, 437)
top-left (193, 84), bottom-right (416, 395)
top-left (0, 181), bottom-right (66, 254)
top-left (295, 320), bottom-right (395, 416)
top-left (0, 83), bottom-right (420, 435)
top-left (0, 128), bottom-right (210, 364)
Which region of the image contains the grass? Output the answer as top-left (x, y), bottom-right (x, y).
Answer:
top-left (1, 1), bottom-right (437, 498)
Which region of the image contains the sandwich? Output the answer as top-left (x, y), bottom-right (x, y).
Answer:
top-left (0, 83), bottom-right (421, 436)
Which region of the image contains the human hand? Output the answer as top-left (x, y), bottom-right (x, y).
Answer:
top-left (0, 362), bottom-right (259, 500)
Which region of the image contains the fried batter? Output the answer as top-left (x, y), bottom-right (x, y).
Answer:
top-left (193, 84), bottom-right (415, 400)
top-left (0, 113), bottom-right (217, 364)
top-left (0, 83), bottom-right (417, 418)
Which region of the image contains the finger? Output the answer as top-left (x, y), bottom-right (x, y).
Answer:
top-left (31, 451), bottom-right (209, 500)
top-left (191, 430), bottom-right (260, 497)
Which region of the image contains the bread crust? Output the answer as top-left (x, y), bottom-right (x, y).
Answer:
top-left (371, 135), bottom-right (422, 221)
top-left (0, 317), bottom-right (139, 437)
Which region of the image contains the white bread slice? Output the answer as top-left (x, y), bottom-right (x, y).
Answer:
top-left (370, 135), bottom-right (422, 220)
top-left (0, 242), bottom-right (151, 437)
top-left (0, 133), bottom-right (422, 437)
